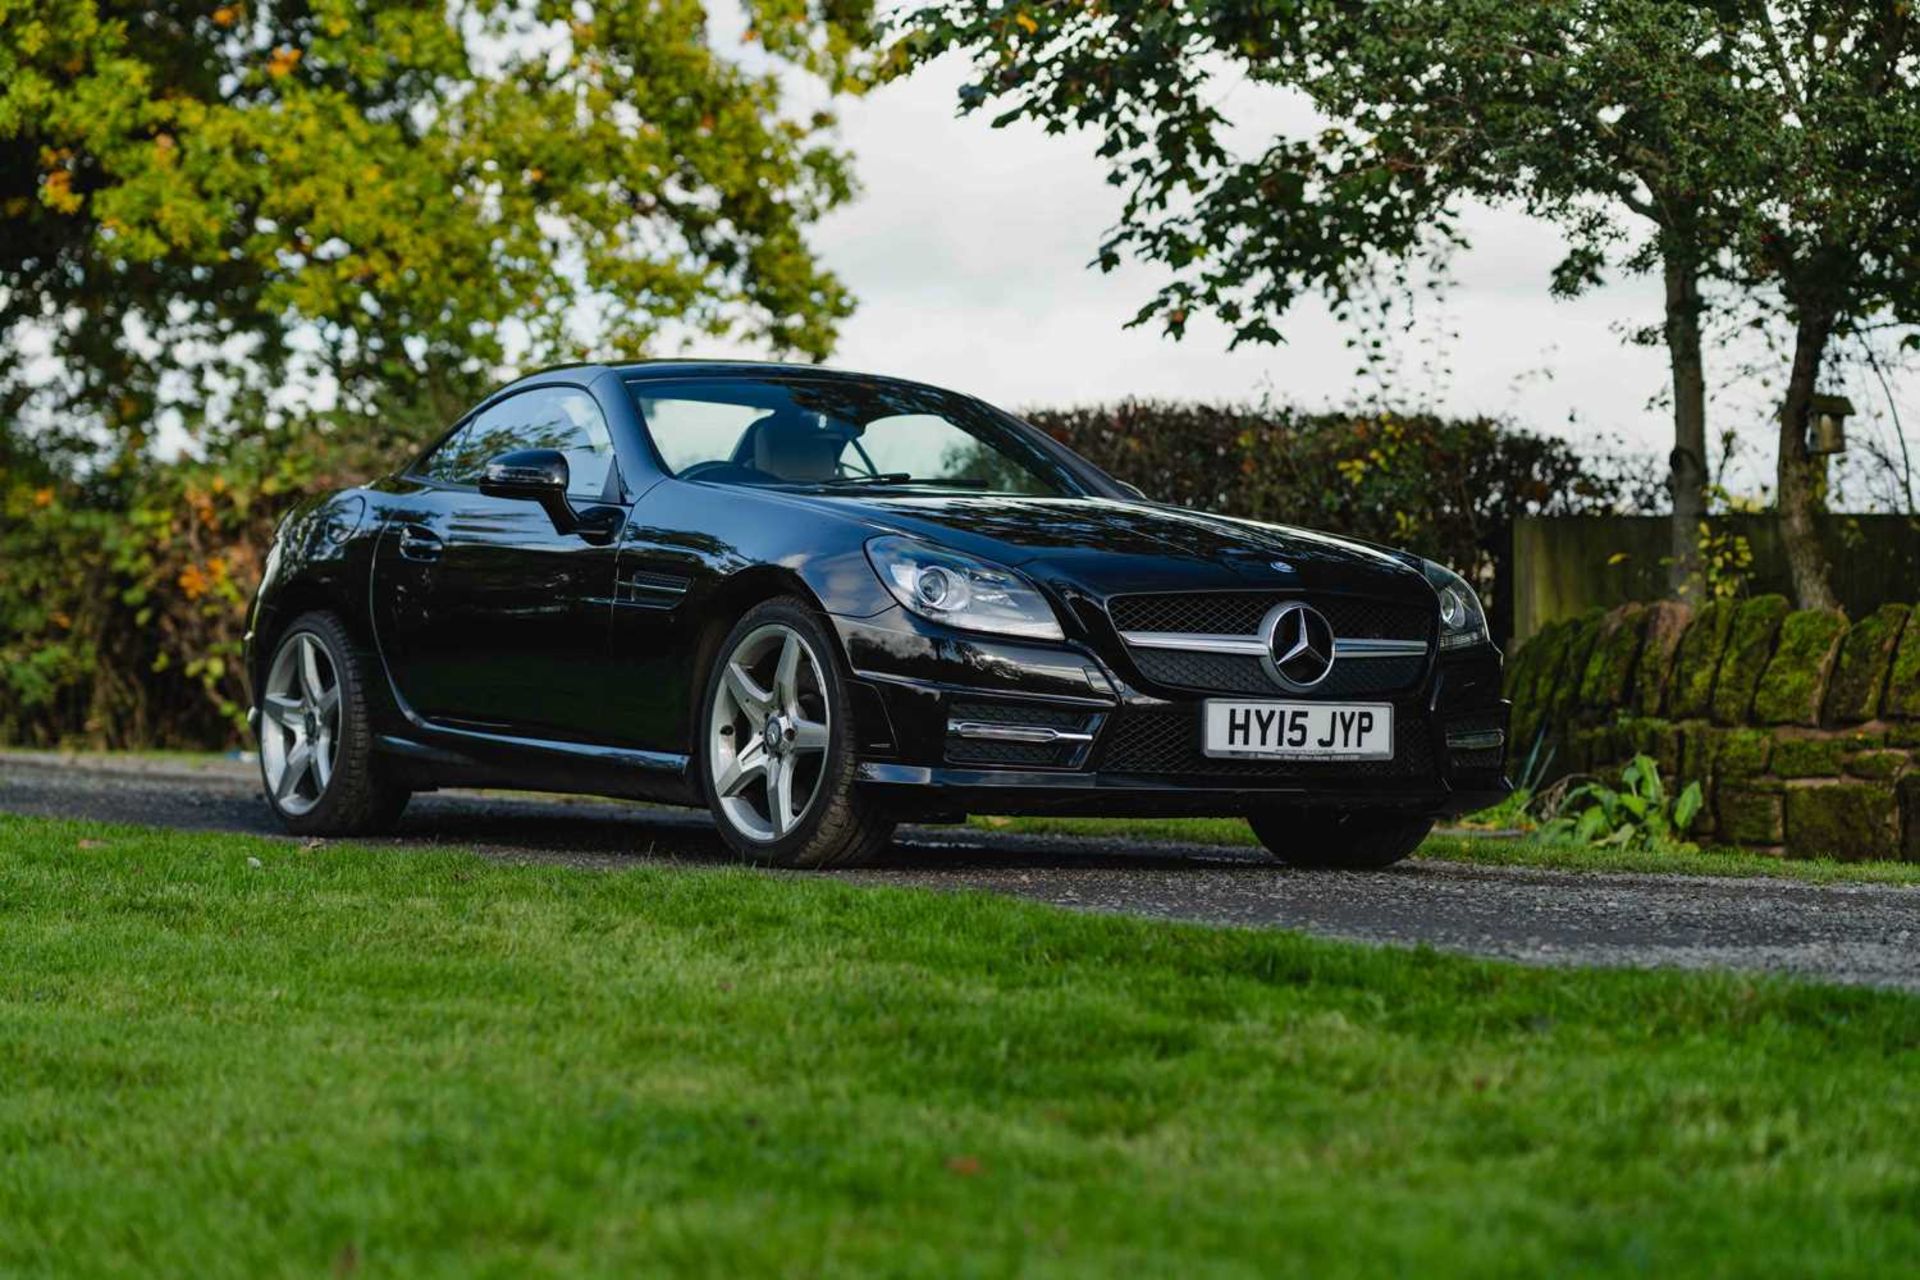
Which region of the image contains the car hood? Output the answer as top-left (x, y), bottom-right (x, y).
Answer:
top-left (775, 493), bottom-right (1430, 602)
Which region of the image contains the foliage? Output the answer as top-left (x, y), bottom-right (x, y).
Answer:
top-left (0, 0), bottom-right (877, 463)
top-left (5, 811), bottom-right (1920, 1275)
top-left (0, 422), bottom-right (391, 748)
top-left (1454, 787), bottom-right (1537, 833)
top-left (1542, 755), bottom-right (1704, 850)
top-left (1027, 400), bottom-right (1660, 624)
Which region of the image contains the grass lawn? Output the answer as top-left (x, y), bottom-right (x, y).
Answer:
top-left (968, 815), bottom-right (1920, 885)
top-left (2, 814), bottom-right (1917, 1276)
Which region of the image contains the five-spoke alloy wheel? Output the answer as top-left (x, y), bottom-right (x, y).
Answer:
top-left (700, 599), bottom-right (894, 867)
top-left (260, 630), bottom-right (341, 816)
top-left (256, 611), bottom-right (409, 836)
top-left (708, 623), bottom-right (832, 842)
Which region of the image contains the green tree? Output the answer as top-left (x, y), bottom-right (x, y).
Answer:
top-left (0, 0), bottom-right (877, 460)
top-left (899, 0), bottom-right (1920, 609)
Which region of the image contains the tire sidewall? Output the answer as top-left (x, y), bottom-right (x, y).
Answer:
top-left (698, 599), bottom-right (861, 865)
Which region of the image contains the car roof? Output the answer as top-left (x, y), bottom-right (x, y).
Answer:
top-left (503, 358), bottom-right (951, 395)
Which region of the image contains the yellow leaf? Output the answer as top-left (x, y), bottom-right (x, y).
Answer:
top-left (267, 46), bottom-right (301, 78)
top-left (1607, 551), bottom-right (1630, 566)
top-left (1014, 13), bottom-right (1038, 34)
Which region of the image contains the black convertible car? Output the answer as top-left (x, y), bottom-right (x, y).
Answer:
top-left (246, 361), bottom-right (1508, 868)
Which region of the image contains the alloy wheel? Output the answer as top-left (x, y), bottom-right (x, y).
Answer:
top-left (708, 623), bottom-right (831, 842)
top-left (260, 630), bottom-right (341, 816)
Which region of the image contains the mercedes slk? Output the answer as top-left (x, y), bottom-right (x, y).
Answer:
top-left (245, 361), bottom-right (1509, 867)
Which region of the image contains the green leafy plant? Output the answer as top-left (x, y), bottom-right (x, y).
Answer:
top-left (1541, 755), bottom-right (1704, 850)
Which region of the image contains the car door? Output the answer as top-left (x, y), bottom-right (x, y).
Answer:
top-left (371, 385), bottom-right (628, 740)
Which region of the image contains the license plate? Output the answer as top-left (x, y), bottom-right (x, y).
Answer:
top-left (1202, 701), bottom-right (1394, 760)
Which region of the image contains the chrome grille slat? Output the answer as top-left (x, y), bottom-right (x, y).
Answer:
top-left (1107, 592), bottom-right (1432, 697)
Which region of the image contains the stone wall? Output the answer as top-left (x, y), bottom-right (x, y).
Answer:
top-left (1506, 597), bottom-right (1920, 861)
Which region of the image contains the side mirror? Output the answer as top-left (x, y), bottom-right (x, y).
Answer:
top-left (480, 448), bottom-right (578, 533)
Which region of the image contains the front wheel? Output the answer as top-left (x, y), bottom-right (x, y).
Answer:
top-left (698, 598), bottom-right (894, 868)
top-left (257, 611), bottom-right (410, 836)
top-left (1248, 809), bottom-right (1432, 870)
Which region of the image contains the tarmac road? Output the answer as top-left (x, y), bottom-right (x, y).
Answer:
top-left (2, 751), bottom-right (1916, 991)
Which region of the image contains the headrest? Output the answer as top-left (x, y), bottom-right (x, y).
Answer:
top-left (752, 415), bottom-right (847, 481)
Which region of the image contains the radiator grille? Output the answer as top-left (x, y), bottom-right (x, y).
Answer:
top-left (1129, 650), bottom-right (1426, 698)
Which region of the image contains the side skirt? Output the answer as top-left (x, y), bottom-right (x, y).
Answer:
top-left (375, 730), bottom-right (697, 805)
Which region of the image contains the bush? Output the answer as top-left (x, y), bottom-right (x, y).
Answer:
top-left (0, 424), bottom-right (403, 749)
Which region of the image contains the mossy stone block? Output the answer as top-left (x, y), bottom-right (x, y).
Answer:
top-left (1633, 600), bottom-right (1693, 716)
top-left (1715, 728), bottom-right (1771, 779)
top-left (1679, 726), bottom-right (1716, 784)
top-left (1885, 608), bottom-right (1920, 720)
top-left (1845, 749), bottom-right (1908, 781)
top-left (1579, 604), bottom-right (1646, 711)
top-left (1824, 603), bottom-right (1910, 724)
top-left (1643, 721), bottom-right (1674, 771)
top-left (1753, 609), bottom-right (1847, 726)
top-left (1771, 736), bottom-right (1846, 778)
top-left (1570, 726), bottom-right (1616, 773)
top-left (1900, 777), bottom-right (1920, 861)
top-left (1887, 722), bottom-right (1920, 749)
top-left (1668, 599), bottom-right (1734, 720)
top-left (1716, 787), bottom-right (1785, 846)
top-left (1503, 620), bottom-right (1561, 702)
top-left (1711, 595), bottom-right (1790, 725)
top-left (1507, 625), bottom-right (1569, 758)
top-left (1784, 783), bottom-right (1901, 861)
top-left (1548, 611), bottom-right (1607, 724)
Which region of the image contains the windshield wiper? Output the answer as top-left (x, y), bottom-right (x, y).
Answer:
top-left (817, 472), bottom-right (914, 486)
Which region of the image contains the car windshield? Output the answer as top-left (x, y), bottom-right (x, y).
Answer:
top-left (624, 375), bottom-right (1086, 497)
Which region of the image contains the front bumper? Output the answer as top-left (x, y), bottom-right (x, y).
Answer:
top-left (832, 607), bottom-right (1511, 819)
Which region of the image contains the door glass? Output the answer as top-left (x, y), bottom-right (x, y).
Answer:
top-left (419, 389), bottom-right (618, 500)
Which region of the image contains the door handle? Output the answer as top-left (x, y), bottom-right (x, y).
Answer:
top-left (396, 525), bottom-right (443, 562)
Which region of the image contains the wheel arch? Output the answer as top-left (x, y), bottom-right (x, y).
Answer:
top-left (251, 573), bottom-right (376, 694)
top-left (683, 565), bottom-right (839, 745)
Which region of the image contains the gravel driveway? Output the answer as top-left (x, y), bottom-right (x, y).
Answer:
top-left (3, 751), bottom-right (1916, 991)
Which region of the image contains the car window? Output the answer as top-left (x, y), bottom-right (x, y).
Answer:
top-left (419, 389), bottom-right (617, 500)
top-left (624, 376), bottom-right (1081, 497)
top-left (638, 397), bottom-right (774, 475)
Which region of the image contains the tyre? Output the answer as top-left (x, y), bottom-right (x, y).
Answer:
top-left (698, 598), bottom-right (895, 868)
top-left (1247, 809), bottom-right (1433, 870)
top-left (256, 610), bottom-right (410, 836)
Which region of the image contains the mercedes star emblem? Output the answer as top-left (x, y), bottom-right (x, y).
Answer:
top-left (1258, 602), bottom-right (1337, 691)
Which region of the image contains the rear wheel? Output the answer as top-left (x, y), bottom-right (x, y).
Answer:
top-left (699, 598), bottom-right (894, 868)
top-left (1248, 809), bottom-right (1432, 870)
top-left (257, 611), bottom-right (410, 836)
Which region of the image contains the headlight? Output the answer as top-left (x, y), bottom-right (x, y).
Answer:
top-left (1422, 560), bottom-right (1489, 652)
top-left (865, 536), bottom-right (1064, 641)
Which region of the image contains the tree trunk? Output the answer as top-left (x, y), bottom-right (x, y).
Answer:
top-left (1776, 311), bottom-right (1840, 611)
top-left (1663, 255), bottom-right (1708, 599)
